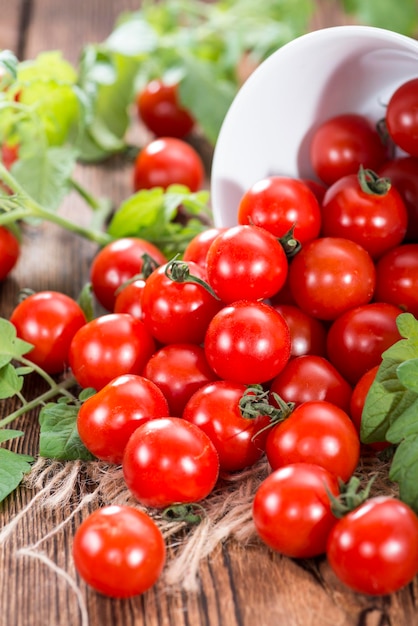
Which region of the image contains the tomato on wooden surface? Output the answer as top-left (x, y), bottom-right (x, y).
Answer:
top-left (77, 374), bottom-right (169, 464)
top-left (320, 168), bottom-right (408, 259)
top-left (326, 302), bottom-right (403, 385)
top-left (143, 343), bottom-right (218, 417)
top-left (90, 237), bottom-right (166, 312)
top-left (10, 290), bottom-right (86, 374)
top-left (0, 225), bottom-right (20, 280)
top-left (73, 505), bottom-right (166, 598)
top-left (182, 227), bottom-right (227, 272)
top-left (113, 278), bottom-right (146, 320)
top-left (69, 313), bottom-right (156, 391)
top-left (269, 355), bottom-right (352, 413)
top-left (133, 137), bottom-right (204, 192)
top-left (309, 113), bottom-right (388, 186)
top-left (265, 400), bottom-right (360, 482)
top-left (374, 244), bottom-right (418, 318)
top-left (237, 175), bottom-right (321, 245)
top-left (385, 77), bottom-right (418, 157)
top-left (136, 79), bottom-right (195, 138)
top-left (288, 237), bottom-right (376, 321)
top-left (182, 380), bottom-right (272, 472)
top-left (204, 300), bottom-right (291, 385)
top-left (252, 463), bottom-right (340, 558)
top-left (205, 224), bottom-right (288, 303)
top-left (141, 260), bottom-right (223, 345)
top-left (271, 304), bottom-right (327, 358)
top-left (327, 497), bottom-right (418, 596)
top-left (379, 156), bottom-right (418, 241)
top-left (122, 417), bottom-right (220, 508)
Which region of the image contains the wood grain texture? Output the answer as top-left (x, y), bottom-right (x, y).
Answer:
top-left (1, 2), bottom-right (418, 626)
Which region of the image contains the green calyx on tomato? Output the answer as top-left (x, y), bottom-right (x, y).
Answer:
top-left (358, 165), bottom-right (391, 196)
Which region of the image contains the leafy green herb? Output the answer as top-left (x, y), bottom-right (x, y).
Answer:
top-left (39, 400), bottom-right (95, 461)
top-left (0, 446), bottom-right (33, 502)
top-left (361, 313), bottom-right (418, 511)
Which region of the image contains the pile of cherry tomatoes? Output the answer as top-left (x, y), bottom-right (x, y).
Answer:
top-left (4, 75), bottom-right (418, 599)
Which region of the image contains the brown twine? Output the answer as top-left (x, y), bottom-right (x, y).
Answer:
top-left (1, 449), bottom-right (396, 611)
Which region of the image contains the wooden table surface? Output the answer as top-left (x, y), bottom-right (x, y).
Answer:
top-left (1, 2), bottom-right (418, 625)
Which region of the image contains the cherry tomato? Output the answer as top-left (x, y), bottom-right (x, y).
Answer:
top-left (0, 225), bottom-right (20, 280)
top-left (182, 380), bottom-right (272, 472)
top-left (1, 142), bottom-right (19, 170)
top-left (77, 374), bottom-right (169, 464)
top-left (73, 505), bottom-right (166, 598)
top-left (301, 178), bottom-right (328, 204)
top-left (374, 244), bottom-right (418, 318)
top-left (237, 176), bottom-right (322, 245)
top-left (69, 313), bottom-right (156, 391)
top-left (269, 355), bottom-right (352, 413)
top-left (136, 79), bottom-right (195, 138)
top-left (10, 291), bottom-right (86, 374)
top-left (309, 113), bottom-right (388, 186)
top-left (143, 343), bottom-right (218, 416)
top-left (182, 227), bottom-right (227, 272)
top-left (205, 224), bottom-right (288, 303)
top-left (204, 300), bottom-right (291, 385)
top-left (386, 78), bottom-right (418, 157)
top-left (133, 137), bottom-right (204, 192)
top-left (379, 156), bottom-right (418, 242)
top-left (327, 497), bottom-right (418, 596)
top-left (265, 400), bottom-right (360, 482)
top-left (252, 463), bottom-right (340, 558)
top-left (320, 168), bottom-right (408, 259)
top-left (326, 302), bottom-right (403, 385)
top-left (141, 260), bottom-right (222, 345)
top-left (122, 417), bottom-right (220, 508)
top-left (271, 304), bottom-right (328, 358)
top-left (288, 237), bottom-right (376, 321)
top-left (90, 237), bottom-right (166, 312)
top-left (113, 278), bottom-right (146, 320)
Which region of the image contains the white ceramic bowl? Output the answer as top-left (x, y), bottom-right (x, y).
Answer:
top-left (210, 25), bottom-right (418, 227)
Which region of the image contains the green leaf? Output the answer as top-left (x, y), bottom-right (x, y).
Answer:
top-left (105, 13), bottom-right (159, 57)
top-left (0, 363), bottom-right (25, 400)
top-left (0, 429), bottom-right (24, 444)
top-left (389, 435), bottom-right (418, 511)
top-left (11, 146), bottom-right (77, 211)
top-left (107, 187), bottom-right (168, 238)
top-left (397, 358), bottom-right (418, 394)
top-left (0, 318), bottom-right (34, 367)
top-left (0, 50), bottom-right (18, 85)
top-left (342, 0), bottom-right (418, 37)
top-left (0, 447), bottom-right (33, 503)
top-left (39, 402), bottom-right (95, 461)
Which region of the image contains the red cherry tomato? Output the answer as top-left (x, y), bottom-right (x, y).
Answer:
top-left (269, 355), bottom-right (352, 413)
top-left (143, 343), bottom-right (218, 416)
top-left (271, 304), bottom-right (328, 358)
top-left (133, 137), bottom-right (204, 192)
top-left (113, 278), bottom-right (146, 320)
top-left (182, 380), bottom-right (271, 472)
top-left (182, 227), bottom-right (227, 272)
top-left (0, 225), bottom-right (20, 280)
top-left (73, 505), bottom-right (166, 598)
top-left (204, 300), bottom-right (291, 385)
top-left (288, 237), bottom-right (376, 321)
top-left (310, 113), bottom-right (388, 186)
top-left (327, 497), bottom-right (418, 596)
top-left (379, 156), bottom-right (418, 242)
top-left (265, 400), bottom-right (360, 482)
top-left (237, 176), bottom-right (322, 245)
top-left (122, 417), bottom-right (220, 508)
top-left (326, 302), bottom-right (403, 385)
top-left (374, 244), bottom-right (418, 318)
top-left (205, 224), bottom-right (288, 303)
top-left (137, 79), bottom-right (195, 138)
top-left (141, 260), bottom-right (222, 345)
top-left (69, 313), bottom-right (156, 391)
top-left (386, 78), bottom-right (418, 157)
top-left (10, 291), bottom-right (86, 374)
top-left (349, 365), bottom-right (389, 452)
top-left (90, 237), bottom-right (166, 312)
top-left (77, 374), bottom-right (169, 464)
top-left (252, 463), bottom-right (340, 558)
top-left (320, 168), bottom-right (408, 259)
